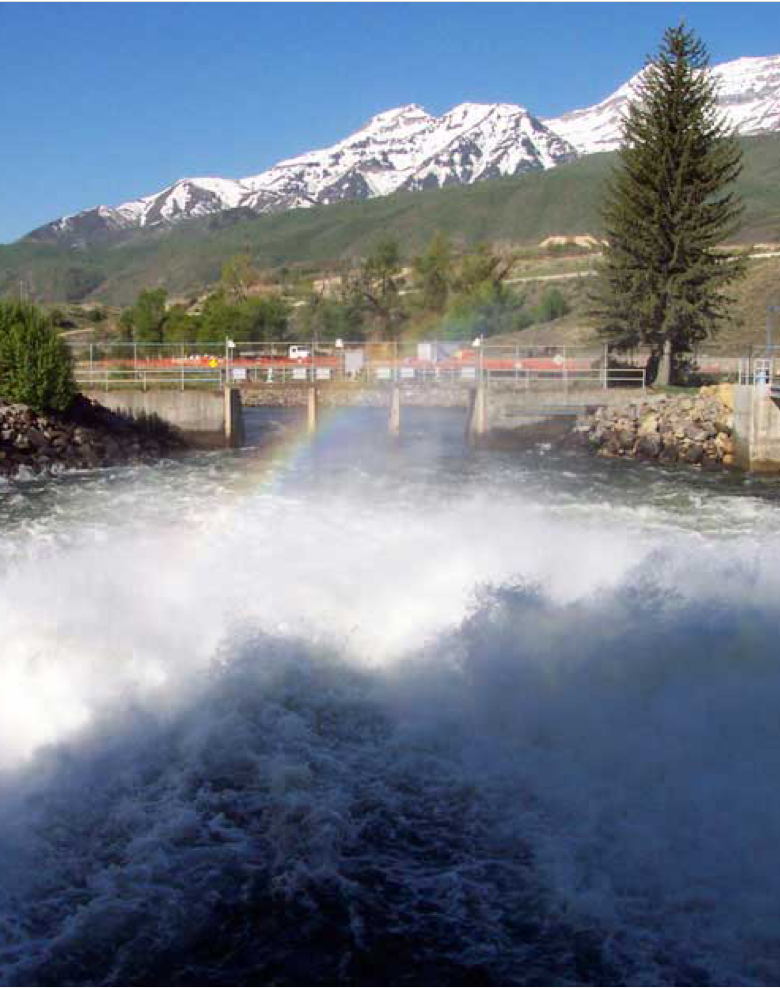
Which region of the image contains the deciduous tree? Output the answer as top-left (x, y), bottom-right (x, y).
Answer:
top-left (0, 301), bottom-right (76, 412)
top-left (122, 288), bottom-right (168, 343)
top-left (412, 232), bottom-right (454, 315)
top-left (354, 237), bottom-right (407, 340)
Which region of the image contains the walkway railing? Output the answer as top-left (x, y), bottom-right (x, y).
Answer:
top-left (75, 368), bottom-right (224, 392)
top-left (738, 356), bottom-right (780, 386)
top-left (71, 340), bottom-right (646, 391)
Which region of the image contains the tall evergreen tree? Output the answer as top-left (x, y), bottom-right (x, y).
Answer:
top-left (591, 24), bottom-right (745, 384)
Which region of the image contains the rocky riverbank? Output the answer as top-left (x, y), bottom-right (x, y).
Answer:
top-left (0, 394), bottom-right (186, 479)
top-left (568, 384), bottom-right (736, 468)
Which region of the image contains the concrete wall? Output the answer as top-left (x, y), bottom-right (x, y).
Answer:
top-left (733, 384), bottom-right (780, 472)
top-left (485, 386), bottom-right (645, 430)
top-left (459, 385), bottom-right (648, 442)
top-left (83, 387), bottom-right (243, 448)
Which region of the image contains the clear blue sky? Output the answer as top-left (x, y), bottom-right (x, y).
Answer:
top-left (0, 2), bottom-right (777, 243)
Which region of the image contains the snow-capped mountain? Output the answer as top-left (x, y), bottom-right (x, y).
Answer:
top-left (29, 103), bottom-right (574, 245)
top-left (25, 53), bottom-right (780, 246)
top-left (545, 54), bottom-right (780, 155)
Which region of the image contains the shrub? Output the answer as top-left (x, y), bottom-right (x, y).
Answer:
top-left (0, 301), bottom-right (77, 412)
top-left (533, 287), bottom-right (570, 323)
top-left (87, 306), bottom-right (106, 323)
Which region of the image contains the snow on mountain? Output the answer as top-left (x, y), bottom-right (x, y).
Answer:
top-left (28, 102), bottom-right (574, 245)
top-left (42, 176), bottom-right (253, 242)
top-left (25, 53), bottom-right (780, 246)
top-left (239, 101), bottom-right (575, 209)
top-left (543, 75), bottom-right (641, 157)
top-left (714, 55), bottom-right (780, 134)
top-left (545, 54), bottom-right (780, 155)
top-left (401, 103), bottom-right (575, 190)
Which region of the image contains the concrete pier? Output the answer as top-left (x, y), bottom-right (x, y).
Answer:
top-left (734, 384), bottom-right (780, 471)
top-left (307, 386), bottom-right (318, 433)
top-left (224, 387), bottom-right (244, 448)
top-left (389, 386), bottom-right (401, 436)
top-left (466, 386), bottom-right (487, 442)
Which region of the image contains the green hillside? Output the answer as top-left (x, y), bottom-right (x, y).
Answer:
top-left (2, 134), bottom-right (780, 305)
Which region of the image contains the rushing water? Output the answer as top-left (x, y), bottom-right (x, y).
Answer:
top-left (2, 406), bottom-right (780, 985)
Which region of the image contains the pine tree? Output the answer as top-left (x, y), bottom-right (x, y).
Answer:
top-left (591, 24), bottom-right (745, 384)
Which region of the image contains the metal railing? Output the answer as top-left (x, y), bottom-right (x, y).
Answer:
top-left (738, 357), bottom-right (777, 386)
top-left (75, 367), bottom-right (224, 392)
top-left (622, 345), bottom-right (780, 384)
top-left (70, 340), bottom-right (646, 391)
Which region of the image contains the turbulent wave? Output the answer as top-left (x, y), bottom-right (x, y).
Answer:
top-left (0, 628), bottom-right (596, 986)
top-left (1, 414), bottom-right (780, 985)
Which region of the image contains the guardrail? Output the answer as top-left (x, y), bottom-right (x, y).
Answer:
top-left (72, 339), bottom-right (780, 387)
top-left (75, 363), bottom-right (645, 391)
top-left (75, 368), bottom-right (224, 391)
top-left (71, 341), bottom-right (648, 392)
top-left (738, 357), bottom-right (777, 386)
top-left (482, 366), bottom-right (645, 389)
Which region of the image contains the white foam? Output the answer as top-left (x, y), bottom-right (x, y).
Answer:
top-left (1, 433), bottom-right (780, 981)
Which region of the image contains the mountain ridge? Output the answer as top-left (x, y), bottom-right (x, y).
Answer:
top-left (545, 54), bottom-right (780, 154)
top-left (5, 132), bottom-right (780, 306)
top-left (19, 52), bottom-right (780, 253)
top-left (31, 102), bottom-right (575, 247)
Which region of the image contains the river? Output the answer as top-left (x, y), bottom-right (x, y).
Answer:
top-left (1, 406), bottom-right (780, 985)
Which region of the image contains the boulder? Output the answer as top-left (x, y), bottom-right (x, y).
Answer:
top-left (638, 414), bottom-right (659, 435)
top-left (682, 443), bottom-right (704, 464)
top-left (712, 382), bottom-right (734, 411)
top-left (636, 433), bottom-right (662, 458)
top-left (715, 414), bottom-right (734, 435)
top-left (25, 427), bottom-right (48, 449)
top-left (715, 433), bottom-right (734, 456)
top-left (659, 445), bottom-right (679, 463)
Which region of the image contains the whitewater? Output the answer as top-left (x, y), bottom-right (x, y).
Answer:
top-left (1, 406), bottom-right (780, 985)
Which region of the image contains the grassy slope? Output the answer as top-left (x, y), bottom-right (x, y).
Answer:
top-left (494, 252), bottom-right (780, 350)
top-left (1, 134), bottom-right (779, 307)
